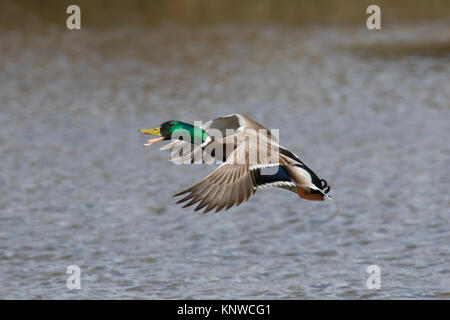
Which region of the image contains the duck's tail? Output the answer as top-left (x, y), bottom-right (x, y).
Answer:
top-left (298, 179), bottom-right (332, 201)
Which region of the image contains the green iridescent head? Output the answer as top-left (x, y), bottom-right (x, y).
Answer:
top-left (140, 120), bottom-right (207, 144)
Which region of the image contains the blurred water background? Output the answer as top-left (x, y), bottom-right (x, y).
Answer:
top-left (0, 0), bottom-right (449, 299)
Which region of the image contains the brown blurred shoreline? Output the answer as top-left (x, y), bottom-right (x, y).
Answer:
top-left (1, 0), bottom-right (449, 29)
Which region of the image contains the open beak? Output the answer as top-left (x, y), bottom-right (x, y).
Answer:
top-left (139, 127), bottom-right (165, 147)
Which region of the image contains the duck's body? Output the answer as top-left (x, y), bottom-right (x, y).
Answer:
top-left (140, 114), bottom-right (331, 213)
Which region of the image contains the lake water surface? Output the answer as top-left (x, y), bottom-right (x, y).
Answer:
top-left (0, 22), bottom-right (449, 299)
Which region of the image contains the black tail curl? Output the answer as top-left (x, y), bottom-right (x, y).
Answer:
top-left (320, 179), bottom-right (331, 194)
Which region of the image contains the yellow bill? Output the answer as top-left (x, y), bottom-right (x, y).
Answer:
top-left (139, 126), bottom-right (164, 147)
top-left (139, 127), bottom-right (160, 136)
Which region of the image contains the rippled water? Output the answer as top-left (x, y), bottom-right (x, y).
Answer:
top-left (0, 22), bottom-right (449, 299)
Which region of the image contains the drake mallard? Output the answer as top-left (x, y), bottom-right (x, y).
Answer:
top-left (140, 114), bottom-right (331, 213)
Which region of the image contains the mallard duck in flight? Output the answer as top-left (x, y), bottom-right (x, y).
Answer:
top-left (140, 114), bottom-right (331, 213)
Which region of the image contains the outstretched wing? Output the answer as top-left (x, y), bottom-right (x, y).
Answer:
top-left (174, 162), bottom-right (256, 213)
top-left (173, 135), bottom-right (296, 213)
